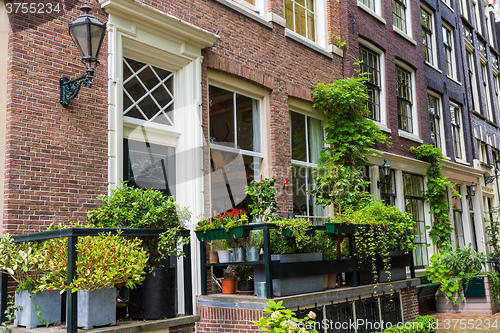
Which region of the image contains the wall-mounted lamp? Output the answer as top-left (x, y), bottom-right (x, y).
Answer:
top-left (377, 158), bottom-right (391, 188)
top-left (484, 156), bottom-right (500, 185)
top-left (466, 182), bottom-right (477, 198)
top-left (60, 1), bottom-right (106, 107)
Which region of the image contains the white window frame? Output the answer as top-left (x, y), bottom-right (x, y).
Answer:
top-left (473, 0), bottom-right (482, 35)
top-left (459, 0), bottom-right (468, 20)
top-left (396, 61), bottom-right (419, 141)
top-left (484, 3), bottom-right (494, 45)
top-left (232, 0), bottom-right (267, 15)
top-left (493, 70), bottom-right (500, 121)
top-left (421, 4), bottom-right (437, 67)
top-left (358, 0), bottom-right (383, 21)
top-left (284, 0), bottom-right (328, 48)
top-left (450, 102), bottom-right (467, 163)
top-left (427, 91), bottom-right (447, 153)
top-left (481, 60), bottom-right (494, 121)
top-left (442, 22), bottom-right (457, 80)
top-left (392, 0), bottom-right (413, 39)
top-left (478, 140), bottom-right (488, 163)
top-left (466, 47), bottom-right (481, 113)
top-left (289, 101), bottom-right (326, 222)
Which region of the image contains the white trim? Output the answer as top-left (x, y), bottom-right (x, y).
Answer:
top-left (420, 3), bottom-right (438, 67)
top-left (427, 90), bottom-right (448, 156)
top-left (359, 38), bottom-right (387, 127)
top-left (398, 130), bottom-right (423, 143)
top-left (357, 1), bottom-right (386, 24)
top-left (393, 27), bottom-right (417, 45)
top-left (395, 60), bottom-right (419, 137)
top-left (442, 22), bottom-right (458, 81)
top-left (425, 61), bottom-right (443, 73)
top-left (440, 0), bottom-right (455, 12)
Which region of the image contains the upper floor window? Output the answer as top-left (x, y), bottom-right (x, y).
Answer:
top-left (443, 24), bottom-right (457, 80)
top-left (421, 6), bottom-right (435, 66)
top-left (450, 103), bottom-right (465, 161)
top-left (290, 111), bottom-right (325, 221)
top-left (396, 66), bottom-right (413, 133)
top-left (451, 185), bottom-right (465, 249)
top-left (360, 45), bottom-right (381, 122)
top-left (494, 73), bottom-right (500, 121)
top-left (123, 57), bottom-right (175, 126)
top-left (478, 140), bottom-right (487, 163)
top-left (427, 92), bottom-right (443, 150)
top-left (472, 0), bottom-right (482, 35)
top-left (467, 50), bottom-right (480, 112)
top-left (480, 62), bottom-right (493, 121)
top-left (392, 0), bottom-right (408, 34)
top-left (233, 0), bottom-right (265, 14)
top-left (285, 0), bottom-right (317, 42)
top-left (459, 0), bottom-right (468, 20)
top-left (485, 4), bottom-right (494, 45)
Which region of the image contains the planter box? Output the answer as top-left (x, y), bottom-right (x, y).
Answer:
top-left (14, 290), bottom-right (61, 329)
top-left (254, 253), bottom-right (323, 297)
top-left (281, 228), bottom-right (315, 237)
top-left (325, 223), bottom-right (368, 234)
top-left (379, 266), bottom-right (406, 283)
top-left (464, 276), bottom-right (486, 298)
top-left (196, 225), bottom-right (251, 241)
top-left (77, 288), bottom-right (116, 329)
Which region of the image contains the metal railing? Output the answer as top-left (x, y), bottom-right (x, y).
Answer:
top-left (198, 223), bottom-right (415, 298)
top-left (0, 228), bottom-right (192, 333)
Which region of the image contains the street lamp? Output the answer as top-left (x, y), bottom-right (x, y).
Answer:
top-left (484, 156), bottom-right (500, 185)
top-left (377, 159), bottom-right (391, 188)
top-left (60, 1), bottom-right (107, 107)
top-left (466, 182), bottom-right (477, 198)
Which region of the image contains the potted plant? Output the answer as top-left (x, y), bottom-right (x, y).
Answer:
top-left (195, 209), bottom-right (249, 241)
top-left (0, 234), bottom-right (61, 329)
top-left (245, 177), bottom-right (279, 223)
top-left (246, 229), bottom-right (263, 262)
top-left (39, 232), bottom-right (148, 329)
top-left (234, 265), bottom-right (254, 292)
top-left (87, 182), bottom-right (191, 320)
top-left (221, 268), bottom-right (236, 294)
top-left (254, 218), bottom-right (323, 297)
top-left (316, 231), bottom-right (338, 289)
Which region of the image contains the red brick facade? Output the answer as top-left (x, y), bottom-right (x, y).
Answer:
top-left (401, 286), bottom-right (419, 322)
top-left (197, 306), bottom-right (264, 333)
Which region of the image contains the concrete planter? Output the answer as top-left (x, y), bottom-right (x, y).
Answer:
top-left (77, 288), bottom-right (116, 329)
top-left (14, 290), bottom-right (62, 329)
top-left (254, 253), bottom-right (323, 297)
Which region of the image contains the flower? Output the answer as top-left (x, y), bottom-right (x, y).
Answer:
top-left (271, 311), bottom-right (280, 321)
top-left (307, 311), bottom-right (316, 320)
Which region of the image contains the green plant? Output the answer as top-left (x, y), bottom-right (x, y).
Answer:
top-left (1, 294), bottom-right (22, 333)
top-left (487, 271), bottom-right (500, 307)
top-left (484, 206), bottom-right (500, 260)
top-left (410, 145), bottom-right (456, 251)
top-left (233, 265), bottom-right (253, 281)
top-left (87, 182), bottom-right (191, 267)
top-left (248, 229), bottom-right (264, 248)
top-left (276, 218), bottom-right (314, 250)
top-left (316, 231), bottom-right (337, 261)
top-left (372, 315), bottom-right (437, 332)
top-left (270, 229), bottom-right (317, 255)
top-left (426, 245), bottom-right (486, 304)
top-left (196, 208), bottom-right (249, 232)
top-left (39, 232), bottom-right (149, 292)
top-left (251, 300), bottom-right (318, 333)
top-left (0, 234), bottom-right (44, 292)
top-left (245, 177), bottom-right (279, 222)
top-left (331, 33), bottom-right (346, 48)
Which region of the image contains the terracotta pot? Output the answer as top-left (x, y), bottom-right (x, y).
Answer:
top-left (208, 250), bottom-right (218, 263)
top-left (221, 278), bottom-right (236, 294)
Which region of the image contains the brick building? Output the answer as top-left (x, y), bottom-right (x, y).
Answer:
top-left (0, 0), bottom-right (438, 331)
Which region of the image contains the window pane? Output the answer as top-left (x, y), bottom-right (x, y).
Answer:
top-left (236, 94), bottom-right (256, 151)
top-left (291, 112), bottom-right (307, 162)
top-left (292, 164), bottom-right (308, 216)
top-left (308, 117), bottom-right (323, 163)
top-left (209, 86), bottom-right (235, 146)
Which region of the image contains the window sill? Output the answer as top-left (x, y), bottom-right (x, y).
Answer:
top-left (472, 110), bottom-right (487, 120)
top-left (487, 119), bottom-right (499, 128)
top-left (455, 158), bottom-right (471, 166)
top-left (213, 0), bottom-right (272, 29)
top-left (393, 27), bottom-right (416, 45)
top-left (446, 76), bottom-right (462, 86)
top-left (375, 121), bottom-right (392, 133)
top-left (285, 29), bottom-right (333, 59)
top-left (398, 130), bottom-right (423, 143)
top-left (425, 62), bottom-right (442, 74)
top-left (440, 0), bottom-right (454, 12)
top-left (480, 161), bottom-right (493, 169)
top-left (357, 2), bottom-right (386, 25)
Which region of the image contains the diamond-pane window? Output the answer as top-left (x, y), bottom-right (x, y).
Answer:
top-left (123, 58), bottom-right (174, 126)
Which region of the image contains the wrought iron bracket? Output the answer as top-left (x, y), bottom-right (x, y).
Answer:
top-left (59, 70), bottom-right (94, 107)
top-left (484, 174), bottom-right (499, 185)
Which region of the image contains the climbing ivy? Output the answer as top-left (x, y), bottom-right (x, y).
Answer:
top-left (410, 144), bottom-right (456, 251)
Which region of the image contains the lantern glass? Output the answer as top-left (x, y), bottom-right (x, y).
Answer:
top-left (495, 156), bottom-right (500, 171)
top-left (381, 159), bottom-right (391, 177)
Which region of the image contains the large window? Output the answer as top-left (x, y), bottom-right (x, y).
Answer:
top-left (452, 185), bottom-right (465, 249)
top-left (232, 0), bottom-right (265, 14)
top-left (360, 0), bottom-right (376, 12)
top-left (360, 45), bottom-right (381, 121)
top-left (285, 0), bottom-right (317, 42)
top-left (403, 173), bottom-right (428, 268)
top-left (467, 50), bottom-right (480, 112)
top-left (421, 6), bottom-right (435, 66)
top-left (443, 24), bottom-right (456, 79)
top-left (392, 0), bottom-right (408, 33)
top-left (123, 57), bottom-right (175, 126)
top-left (450, 103), bottom-right (464, 160)
top-left (494, 74), bottom-right (500, 121)
top-left (481, 62), bottom-right (494, 121)
top-left (290, 111), bottom-right (325, 222)
top-left (379, 169), bottom-right (396, 206)
top-left (459, 0), bottom-right (468, 20)
top-left (427, 92), bottom-right (442, 149)
top-left (473, 0), bottom-right (481, 35)
top-left (396, 66), bottom-right (413, 133)
top-left (467, 185), bottom-right (478, 251)
top-left (209, 85), bottom-right (262, 215)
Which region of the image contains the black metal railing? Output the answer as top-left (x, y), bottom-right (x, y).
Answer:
top-left (198, 223), bottom-right (415, 298)
top-left (0, 228), bottom-right (192, 333)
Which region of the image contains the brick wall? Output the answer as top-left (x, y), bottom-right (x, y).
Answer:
top-left (3, 0), bottom-right (109, 234)
top-left (401, 286), bottom-right (419, 322)
top-left (169, 323), bottom-right (196, 333)
top-left (197, 305), bottom-right (264, 333)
